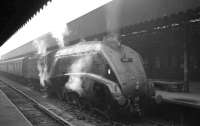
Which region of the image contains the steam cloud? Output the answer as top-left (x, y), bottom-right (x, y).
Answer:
top-left (51, 24), bottom-right (70, 48)
top-left (65, 55), bottom-right (94, 95)
top-left (33, 39), bottom-right (49, 87)
top-left (33, 39), bottom-right (48, 56)
top-left (33, 23), bottom-right (70, 87)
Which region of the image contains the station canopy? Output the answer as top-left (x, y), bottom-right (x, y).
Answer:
top-left (2, 0), bottom-right (200, 60)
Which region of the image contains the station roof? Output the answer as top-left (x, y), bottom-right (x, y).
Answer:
top-left (68, 0), bottom-right (200, 41)
top-left (0, 0), bottom-right (50, 46)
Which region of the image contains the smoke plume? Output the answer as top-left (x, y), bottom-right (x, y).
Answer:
top-left (105, 0), bottom-right (122, 40)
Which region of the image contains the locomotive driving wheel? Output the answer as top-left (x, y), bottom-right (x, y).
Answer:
top-left (93, 83), bottom-right (118, 117)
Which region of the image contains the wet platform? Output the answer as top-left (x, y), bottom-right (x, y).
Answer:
top-left (155, 81), bottom-right (200, 109)
top-left (0, 89), bottom-right (32, 126)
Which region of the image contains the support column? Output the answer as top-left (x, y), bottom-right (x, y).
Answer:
top-left (183, 24), bottom-right (190, 92)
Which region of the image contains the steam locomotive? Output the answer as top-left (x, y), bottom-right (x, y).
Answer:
top-left (0, 40), bottom-right (155, 116)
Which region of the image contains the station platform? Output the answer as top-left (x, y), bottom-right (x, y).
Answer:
top-left (150, 79), bottom-right (200, 109)
top-left (0, 89), bottom-right (32, 126)
top-left (155, 81), bottom-right (200, 109)
top-left (156, 90), bottom-right (200, 108)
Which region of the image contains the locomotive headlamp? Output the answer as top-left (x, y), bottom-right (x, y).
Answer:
top-left (108, 68), bottom-right (111, 75)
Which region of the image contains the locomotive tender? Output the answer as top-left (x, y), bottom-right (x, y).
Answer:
top-left (0, 40), bottom-right (155, 115)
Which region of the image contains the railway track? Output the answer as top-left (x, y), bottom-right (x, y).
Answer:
top-left (0, 80), bottom-right (74, 126)
top-left (0, 77), bottom-right (183, 126)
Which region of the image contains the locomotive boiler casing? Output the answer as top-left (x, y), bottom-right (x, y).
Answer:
top-left (47, 40), bottom-right (155, 114)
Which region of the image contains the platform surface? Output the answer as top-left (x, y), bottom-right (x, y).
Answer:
top-left (156, 90), bottom-right (200, 108)
top-left (0, 89), bottom-right (32, 126)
